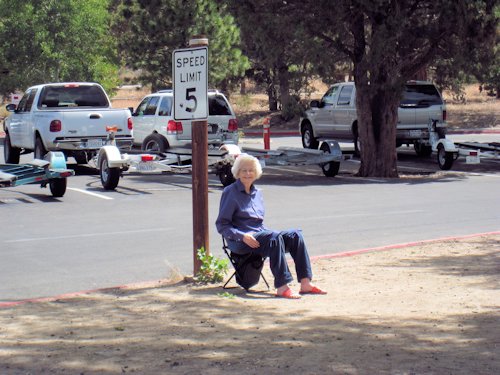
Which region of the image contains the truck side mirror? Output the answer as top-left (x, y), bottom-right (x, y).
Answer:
top-left (310, 100), bottom-right (320, 108)
top-left (6, 103), bottom-right (16, 112)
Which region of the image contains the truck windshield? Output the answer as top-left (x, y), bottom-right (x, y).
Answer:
top-left (38, 85), bottom-right (109, 108)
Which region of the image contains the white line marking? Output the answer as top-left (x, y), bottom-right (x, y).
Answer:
top-left (4, 228), bottom-right (173, 243)
top-left (68, 188), bottom-right (114, 200)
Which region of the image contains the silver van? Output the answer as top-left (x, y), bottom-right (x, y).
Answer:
top-left (132, 89), bottom-right (238, 151)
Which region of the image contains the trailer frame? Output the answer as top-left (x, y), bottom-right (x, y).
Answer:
top-left (0, 152), bottom-right (74, 197)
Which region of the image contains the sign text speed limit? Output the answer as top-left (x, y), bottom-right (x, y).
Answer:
top-left (173, 47), bottom-right (208, 120)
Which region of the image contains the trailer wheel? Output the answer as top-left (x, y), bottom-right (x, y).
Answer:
top-left (4, 132), bottom-right (20, 164)
top-left (319, 142), bottom-right (340, 177)
top-left (49, 178), bottom-right (67, 197)
top-left (437, 144), bottom-right (454, 170)
top-left (218, 164), bottom-right (235, 187)
top-left (100, 153), bottom-right (120, 190)
top-left (353, 132), bottom-right (361, 156)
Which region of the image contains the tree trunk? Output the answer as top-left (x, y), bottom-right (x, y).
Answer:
top-left (278, 65), bottom-right (290, 110)
top-left (266, 73), bottom-right (278, 111)
top-left (355, 87), bottom-right (399, 177)
top-left (350, 11), bottom-right (400, 178)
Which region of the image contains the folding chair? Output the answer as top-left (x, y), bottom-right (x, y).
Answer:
top-left (222, 237), bottom-right (270, 291)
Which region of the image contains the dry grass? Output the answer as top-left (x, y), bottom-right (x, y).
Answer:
top-left (443, 85), bottom-right (499, 129)
top-left (110, 86), bottom-right (151, 110)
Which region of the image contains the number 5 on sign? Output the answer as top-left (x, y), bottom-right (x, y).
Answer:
top-left (173, 47), bottom-right (208, 120)
top-left (185, 88), bottom-right (197, 113)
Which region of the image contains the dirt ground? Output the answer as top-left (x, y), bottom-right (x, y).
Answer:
top-left (0, 233), bottom-right (498, 374)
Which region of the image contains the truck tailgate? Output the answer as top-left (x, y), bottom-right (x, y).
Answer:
top-left (38, 108), bottom-right (131, 137)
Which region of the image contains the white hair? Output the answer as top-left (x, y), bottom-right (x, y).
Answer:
top-left (231, 153), bottom-right (263, 180)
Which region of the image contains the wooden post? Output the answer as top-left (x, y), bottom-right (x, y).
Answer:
top-left (189, 36), bottom-right (209, 275)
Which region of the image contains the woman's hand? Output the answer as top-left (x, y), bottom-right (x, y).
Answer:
top-left (242, 233), bottom-right (260, 249)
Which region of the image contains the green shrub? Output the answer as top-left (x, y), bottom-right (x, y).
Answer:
top-left (280, 95), bottom-right (303, 121)
top-left (196, 247), bottom-right (229, 283)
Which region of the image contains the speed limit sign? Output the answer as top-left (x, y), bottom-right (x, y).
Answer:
top-left (172, 47), bottom-right (208, 120)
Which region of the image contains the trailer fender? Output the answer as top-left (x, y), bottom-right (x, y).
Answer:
top-left (435, 138), bottom-right (458, 153)
top-left (320, 140), bottom-right (343, 162)
top-left (219, 143), bottom-right (241, 156)
top-left (46, 151), bottom-right (68, 170)
top-left (98, 145), bottom-right (126, 168)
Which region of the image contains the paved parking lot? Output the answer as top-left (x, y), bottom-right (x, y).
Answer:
top-left (1, 133), bottom-right (499, 301)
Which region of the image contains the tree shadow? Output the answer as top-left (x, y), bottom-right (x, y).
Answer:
top-left (1, 281), bottom-right (497, 374)
top-left (383, 238), bottom-right (500, 290)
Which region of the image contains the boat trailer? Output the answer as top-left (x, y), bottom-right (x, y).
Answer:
top-left (0, 152), bottom-right (74, 197)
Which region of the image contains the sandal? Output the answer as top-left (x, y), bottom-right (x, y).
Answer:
top-left (276, 288), bottom-right (301, 299)
top-left (299, 286), bottom-right (327, 295)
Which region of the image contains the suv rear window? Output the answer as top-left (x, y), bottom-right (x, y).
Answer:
top-left (401, 84), bottom-right (443, 108)
top-left (38, 85), bottom-right (109, 108)
top-left (209, 95), bottom-right (232, 116)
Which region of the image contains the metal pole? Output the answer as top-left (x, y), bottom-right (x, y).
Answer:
top-left (189, 36), bottom-right (209, 275)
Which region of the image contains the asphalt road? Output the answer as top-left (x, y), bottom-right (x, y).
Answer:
top-left (1, 134), bottom-right (499, 302)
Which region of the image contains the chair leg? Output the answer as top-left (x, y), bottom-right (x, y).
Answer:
top-left (260, 273), bottom-right (270, 290)
top-left (223, 271), bottom-right (237, 289)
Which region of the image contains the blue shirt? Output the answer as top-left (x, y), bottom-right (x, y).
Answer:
top-left (216, 179), bottom-right (266, 242)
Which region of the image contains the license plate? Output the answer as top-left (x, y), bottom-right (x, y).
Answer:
top-left (409, 130), bottom-right (422, 137)
top-left (137, 161), bottom-right (156, 171)
top-left (87, 139), bottom-right (103, 148)
top-left (466, 155), bottom-right (480, 164)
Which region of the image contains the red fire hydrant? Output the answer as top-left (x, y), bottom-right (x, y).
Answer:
top-left (263, 117), bottom-right (271, 150)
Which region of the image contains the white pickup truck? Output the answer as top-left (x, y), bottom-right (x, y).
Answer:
top-left (3, 82), bottom-right (133, 164)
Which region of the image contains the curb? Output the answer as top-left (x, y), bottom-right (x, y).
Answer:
top-left (310, 230), bottom-right (500, 262)
top-left (1, 230), bottom-right (498, 309)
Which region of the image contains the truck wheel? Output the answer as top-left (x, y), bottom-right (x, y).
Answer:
top-left (49, 178), bottom-right (67, 197)
top-left (414, 141), bottom-right (432, 157)
top-left (4, 132), bottom-right (20, 164)
top-left (99, 153), bottom-right (120, 190)
top-left (437, 144), bottom-right (454, 170)
top-left (34, 137), bottom-right (48, 160)
top-left (73, 151), bottom-right (89, 165)
top-left (301, 123), bottom-right (319, 149)
top-left (218, 164), bottom-right (235, 187)
top-left (319, 142), bottom-right (340, 177)
top-left (142, 134), bottom-right (168, 152)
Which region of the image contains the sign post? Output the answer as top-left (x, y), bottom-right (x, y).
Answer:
top-left (172, 37), bottom-right (209, 275)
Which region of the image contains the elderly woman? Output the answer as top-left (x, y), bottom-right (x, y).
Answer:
top-left (216, 154), bottom-right (326, 299)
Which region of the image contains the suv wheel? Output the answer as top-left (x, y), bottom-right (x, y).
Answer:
top-left (301, 123), bottom-right (319, 149)
top-left (142, 133), bottom-right (168, 152)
